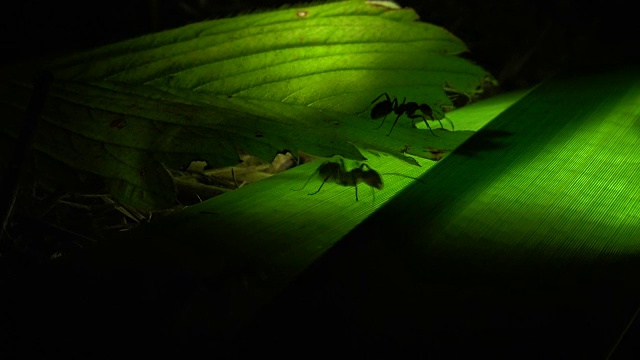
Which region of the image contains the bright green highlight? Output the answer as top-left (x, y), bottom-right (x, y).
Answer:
top-left (372, 66), bottom-right (640, 260)
top-left (182, 147), bottom-right (435, 257)
top-left (48, 0), bottom-right (484, 114)
top-left (103, 68), bottom-right (640, 338)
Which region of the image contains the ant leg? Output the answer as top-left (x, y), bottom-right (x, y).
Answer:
top-left (371, 92), bottom-right (391, 104)
top-left (355, 185), bottom-right (359, 202)
top-left (386, 113), bottom-right (404, 136)
top-left (444, 116), bottom-right (455, 131)
top-left (419, 116), bottom-right (438, 137)
top-left (379, 97), bottom-right (400, 133)
top-left (292, 167), bottom-right (320, 191)
top-left (375, 115), bottom-right (388, 130)
top-left (434, 116), bottom-right (454, 131)
top-left (419, 111), bottom-right (444, 129)
top-left (432, 109), bottom-right (455, 131)
top-left (308, 174), bottom-right (332, 196)
top-left (423, 118), bottom-right (437, 136)
top-left (407, 114), bottom-right (438, 137)
top-left (361, 92), bottom-right (392, 114)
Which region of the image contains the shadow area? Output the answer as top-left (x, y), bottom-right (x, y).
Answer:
top-left (453, 129), bottom-right (514, 157)
top-left (228, 232), bottom-right (640, 358)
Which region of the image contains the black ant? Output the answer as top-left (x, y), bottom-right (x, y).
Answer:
top-left (293, 157), bottom-right (383, 202)
top-left (293, 156), bottom-right (427, 202)
top-left (366, 93), bottom-right (454, 136)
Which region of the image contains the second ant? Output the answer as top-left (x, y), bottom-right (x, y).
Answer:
top-left (365, 92), bottom-right (454, 136)
top-left (293, 156), bottom-right (426, 202)
top-left (294, 156), bottom-right (383, 202)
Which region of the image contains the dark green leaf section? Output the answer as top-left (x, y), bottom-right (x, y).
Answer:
top-left (1, 79), bottom-right (362, 209)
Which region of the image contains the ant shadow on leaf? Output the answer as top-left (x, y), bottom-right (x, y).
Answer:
top-left (292, 157), bottom-right (383, 202)
top-left (292, 156), bottom-right (425, 203)
top-left (454, 129), bottom-right (514, 157)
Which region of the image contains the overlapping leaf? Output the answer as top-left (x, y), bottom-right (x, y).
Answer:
top-left (0, 0), bottom-right (495, 210)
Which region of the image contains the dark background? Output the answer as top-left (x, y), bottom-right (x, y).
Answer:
top-left (1, 0), bottom-right (638, 358)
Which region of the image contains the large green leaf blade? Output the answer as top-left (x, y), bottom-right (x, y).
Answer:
top-left (46, 0), bottom-right (487, 113)
top-left (1, 0), bottom-right (494, 210)
top-left (96, 66), bottom-right (640, 351)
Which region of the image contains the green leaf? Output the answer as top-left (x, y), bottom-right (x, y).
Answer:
top-left (96, 65), bottom-right (640, 343)
top-left (1, 0), bottom-right (495, 210)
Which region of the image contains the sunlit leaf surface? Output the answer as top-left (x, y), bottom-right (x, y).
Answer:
top-left (1, 0), bottom-right (493, 210)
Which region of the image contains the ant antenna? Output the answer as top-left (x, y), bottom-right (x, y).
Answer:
top-left (307, 174), bottom-right (333, 196)
top-left (291, 166), bottom-right (321, 192)
top-left (443, 115), bottom-right (455, 131)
